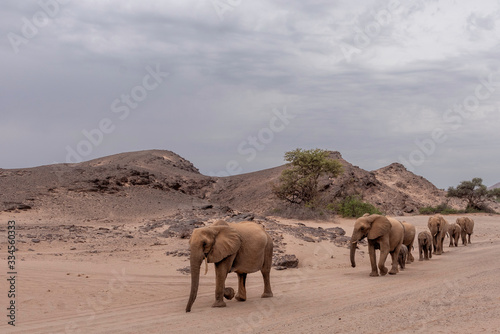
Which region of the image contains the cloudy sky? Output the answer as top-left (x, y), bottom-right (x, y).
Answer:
top-left (1, 0), bottom-right (499, 189)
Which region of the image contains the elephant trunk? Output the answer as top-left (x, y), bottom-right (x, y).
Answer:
top-left (186, 253), bottom-right (203, 312)
top-left (350, 238), bottom-right (358, 268)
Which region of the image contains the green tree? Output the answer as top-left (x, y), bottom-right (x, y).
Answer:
top-left (272, 148), bottom-right (343, 204)
top-left (447, 177), bottom-right (498, 210)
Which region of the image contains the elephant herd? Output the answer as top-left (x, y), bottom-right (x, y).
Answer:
top-left (350, 214), bottom-right (475, 277)
top-left (185, 215), bottom-right (474, 312)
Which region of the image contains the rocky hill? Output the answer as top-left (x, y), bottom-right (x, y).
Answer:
top-left (0, 149), bottom-right (477, 220)
top-left (210, 151), bottom-right (460, 216)
top-left (489, 182), bottom-right (500, 190)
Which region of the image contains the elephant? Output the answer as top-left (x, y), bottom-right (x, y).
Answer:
top-left (427, 214), bottom-right (449, 255)
top-left (350, 214), bottom-right (404, 277)
top-left (447, 223), bottom-right (461, 247)
top-left (418, 231), bottom-right (432, 261)
top-left (401, 221), bottom-right (416, 264)
top-left (456, 217), bottom-right (474, 245)
top-left (185, 220), bottom-right (273, 312)
top-left (398, 244), bottom-right (408, 270)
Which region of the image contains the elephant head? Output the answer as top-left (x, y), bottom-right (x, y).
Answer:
top-left (428, 215), bottom-right (446, 237)
top-left (350, 214), bottom-right (391, 268)
top-left (185, 221), bottom-right (241, 312)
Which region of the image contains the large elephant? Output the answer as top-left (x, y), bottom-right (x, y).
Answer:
top-left (427, 214), bottom-right (449, 255)
top-left (185, 220), bottom-right (273, 312)
top-left (447, 223), bottom-right (461, 247)
top-left (350, 215), bottom-right (404, 277)
top-left (456, 217), bottom-right (474, 245)
top-left (401, 221), bottom-right (416, 263)
top-left (417, 231), bottom-right (432, 261)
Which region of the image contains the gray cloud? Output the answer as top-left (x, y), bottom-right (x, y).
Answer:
top-left (1, 0), bottom-right (499, 189)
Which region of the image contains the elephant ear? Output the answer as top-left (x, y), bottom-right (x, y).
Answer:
top-left (208, 224), bottom-right (242, 263)
top-left (367, 216), bottom-right (392, 240)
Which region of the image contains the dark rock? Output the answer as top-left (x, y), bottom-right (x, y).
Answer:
top-left (228, 213), bottom-right (255, 222)
top-left (177, 267), bottom-right (190, 275)
top-left (273, 254), bottom-right (298, 269)
top-left (303, 236), bottom-right (316, 243)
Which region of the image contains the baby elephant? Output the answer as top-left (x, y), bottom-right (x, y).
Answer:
top-left (418, 231), bottom-right (433, 261)
top-left (398, 244), bottom-right (408, 270)
top-left (448, 223), bottom-right (461, 247)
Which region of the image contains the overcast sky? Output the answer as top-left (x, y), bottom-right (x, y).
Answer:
top-left (1, 0), bottom-right (499, 189)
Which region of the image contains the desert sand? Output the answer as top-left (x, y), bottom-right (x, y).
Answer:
top-left (1, 210), bottom-right (499, 334)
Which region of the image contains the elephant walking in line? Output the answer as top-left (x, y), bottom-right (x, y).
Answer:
top-left (186, 220), bottom-right (273, 312)
top-left (456, 217), bottom-right (475, 245)
top-left (418, 231), bottom-right (432, 261)
top-left (350, 215), bottom-right (404, 277)
top-left (401, 221), bottom-right (416, 264)
top-left (447, 223), bottom-right (461, 247)
top-left (428, 214), bottom-right (449, 255)
top-left (398, 244), bottom-right (408, 270)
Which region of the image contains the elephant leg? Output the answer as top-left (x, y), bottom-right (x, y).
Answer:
top-left (261, 242), bottom-right (273, 298)
top-left (388, 248), bottom-right (399, 275)
top-left (428, 246), bottom-right (432, 259)
top-left (407, 246), bottom-right (414, 263)
top-left (378, 247), bottom-right (390, 276)
top-left (436, 236), bottom-right (443, 255)
top-left (212, 261), bottom-right (231, 308)
top-left (418, 245), bottom-right (424, 261)
top-left (261, 270), bottom-right (273, 298)
top-left (368, 244), bottom-right (379, 277)
top-left (468, 234), bottom-right (472, 244)
top-left (235, 273), bottom-right (247, 302)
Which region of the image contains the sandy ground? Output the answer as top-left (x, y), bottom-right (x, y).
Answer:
top-left (1, 212), bottom-right (499, 334)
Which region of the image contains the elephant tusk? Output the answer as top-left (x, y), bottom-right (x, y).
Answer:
top-left (351, 241), bottom-right (357, 244)
top-left (204, 256), bottom-right (208, 275)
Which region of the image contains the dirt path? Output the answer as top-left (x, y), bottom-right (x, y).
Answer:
top-left (1, 214), bottom-right (499, 333)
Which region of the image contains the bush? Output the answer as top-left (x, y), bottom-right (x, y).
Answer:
top-left (272, 148), bottom-right (343, 204)
top-left (419, 203), bottom-right (460, 215)
top-left (333, 196), bottom-right (382, 218)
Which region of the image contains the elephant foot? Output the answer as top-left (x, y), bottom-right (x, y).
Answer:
top-left (419, 258), bottom-right (423, 261)
top-left (388, 268), bottom-right (398, 275)
top-left (369, 271), bottom-right (379, 277)
top-left (235, 294), bottom-right (246, 302)
top-left (224, 287), bottom-right (235, 300)
top-left (379, 267), bottom-right (388, 276)
top-left (261, 292), bottom-right (273, 298)
top-left (212, 300), bottom-right (226, 308)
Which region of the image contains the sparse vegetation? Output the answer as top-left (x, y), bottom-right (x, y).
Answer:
top-left (332, 195), bottom-right (382, 218)
top-left (447, 178), bottom-right (500, 211)
top-left (272, 148), bottom-right (343, 205)
top-left (419, 203), bottom-right (460, 215)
